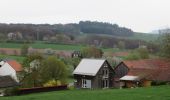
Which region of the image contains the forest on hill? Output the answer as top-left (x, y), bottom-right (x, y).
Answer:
top-left (0, 21), bottom-right (133, 40)
top-left (0, 21), bottom-right (158, 51)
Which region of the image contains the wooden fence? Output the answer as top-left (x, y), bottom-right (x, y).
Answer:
top-left (18, 85), bottom-right (68, 95)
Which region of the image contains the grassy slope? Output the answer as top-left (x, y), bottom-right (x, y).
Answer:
top-left (1, 85), bottom-right (170, 100)
top-left (127, 32), bottom-right (159, 42)
top-left (82, 32), bottom-right (159, 42)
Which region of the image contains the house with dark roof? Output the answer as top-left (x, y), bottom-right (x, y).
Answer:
top-left (71, 51), bottom-right (82, 58)
top-left (115, 59), bottom-right (170, 88)
top-left (0, 75), bottom-right (20, 96)
top-left (73, 59), bottom-right (114, 89)
top-left (0, 59), bottom-right (22, 82)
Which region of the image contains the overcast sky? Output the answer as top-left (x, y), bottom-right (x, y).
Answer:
top-left (0, 0), bottom-right (170, 32)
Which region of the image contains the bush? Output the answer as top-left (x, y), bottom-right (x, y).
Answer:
top-left (4, 87), bottom-right (19, 96)
top-left (151, 81), bottom-right (167, 86)
top-left (43, 80), bottom-right (62, 87)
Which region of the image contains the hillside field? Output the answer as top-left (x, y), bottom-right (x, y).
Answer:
top-left (0, 42), bottom-right (120, 52)
top-left (0, 54), bottom-right (25, 62)
top-left (80, 32), bottom-right (159, 42)
top-left (1, 85), bottom-right (170, 100)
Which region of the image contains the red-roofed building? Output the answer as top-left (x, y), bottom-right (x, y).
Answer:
top-left (6, 60), bottom-right (23, 72)
top-left (114, 59), bottom-right (170, 88)
top-left (0, 59), bottom-right (23, 82)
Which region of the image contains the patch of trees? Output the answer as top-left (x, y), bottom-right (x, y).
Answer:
top-left (21, 54), bottom-right (67, 88)
top-left (0, 21), bottom-right (134, 41)
top-left (124, 47), bottom-right (149, 60)
top-left (81, 46), bottom-right (103, 58)
top-left (159, 33), bottom-right (170, 58)
top-left (79, 21), bottom-right (134, 36)
top-left (77, 34), bottom-right (158, 50)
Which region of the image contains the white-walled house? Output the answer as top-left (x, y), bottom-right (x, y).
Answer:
top-left (0, 60), bottom-right (22, 82)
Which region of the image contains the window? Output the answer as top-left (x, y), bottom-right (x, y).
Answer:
top-left (106, 70), bottom-right (108, 75)
top-left (102, 69), bottom-right (109, 78)
top-left (82, 79), bottom-right (91, 88)
top-left (102, 70), bottom-right (104, 75)
top-left (104, 64), bottom-right (108, 67)
top-left (102, 79), bottom-right (109, 88)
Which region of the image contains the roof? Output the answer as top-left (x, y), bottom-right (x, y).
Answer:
top-left (6, 60), bottom-right (23, 72)
top-left (0, 76), bottom-right (19, 88)
top-left (73, 59), bottom-right (106, 76)
top-left (123, 59), bottom-right (170, 69)
top-left (120, 75), bottom-right (140, 81)
top-left (122, 59), bottom-right (170, 82)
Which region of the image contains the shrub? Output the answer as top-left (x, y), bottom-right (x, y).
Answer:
top-left (4, 87), bottom-right (19, 96)
top-left (43, 80), bottom-right (62, 87)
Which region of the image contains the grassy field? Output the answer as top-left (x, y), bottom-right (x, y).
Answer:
top-left (0, 42), bottom-right (119, 52)
top-left (127, 32), bottom-right (159, 42)
top-left (1, 85), bottom-right (170, 100)
top-left (0, 42), bottom-right (85, 50)
top-left (0, 54), bottom-right (25, 62)
top-left (81, 32), bottom-right (159, 42)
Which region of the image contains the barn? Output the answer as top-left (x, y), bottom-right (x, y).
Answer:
top-left (116, 59), bottom-right (170, 88)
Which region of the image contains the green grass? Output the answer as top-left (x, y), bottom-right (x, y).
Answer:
top-left (0, 54), bottom-right (25, 62)
top-left (126, 32), bottom-right (159, 42)
top-left (0, 42), bottom-right (119, 52)
top-left (0, 42), bottom-right (85, 50)
top-left (81, 32), bottom-right (159, 42)
top-left (1, 85), bottom-right (170, 100)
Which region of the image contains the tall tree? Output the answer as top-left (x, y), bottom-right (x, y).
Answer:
top-left (159, 33), bottom-right (170, 58)
top-left (21, 53), bottom-right (43, 88)
top-left (21, 44), bottom-right (29, 56)
top-left (40, 56), bottom-right (67, 84)
top-left (81, 46), bottom-right (103, 58)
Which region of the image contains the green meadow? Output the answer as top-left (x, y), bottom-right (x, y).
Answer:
top-left (1, 85), bottom-right (170, 100)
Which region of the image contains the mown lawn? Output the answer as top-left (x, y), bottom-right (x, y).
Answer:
top-left (1, 85), bottom-right (170, 100)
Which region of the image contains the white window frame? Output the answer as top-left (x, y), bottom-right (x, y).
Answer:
top-left (102, 79), bottom-right (109, 88)
top-left (82, 79), bottom-right (91, 88)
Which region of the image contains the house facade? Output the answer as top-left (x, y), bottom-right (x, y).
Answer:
top-left (71, 51), bottom-right (82, 58)
top-left (113, 62), bottom-right (129, 88)
top-left (73, 59), bottom-right (114, 89)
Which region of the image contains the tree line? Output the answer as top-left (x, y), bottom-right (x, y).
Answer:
top-left (0, 21), bottom-right (134, 41)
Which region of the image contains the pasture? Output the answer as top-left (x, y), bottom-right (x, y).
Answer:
top-left (0, 42), bottom-right (119, 52)
top-left (1, 85), bottom-right (170, 100)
